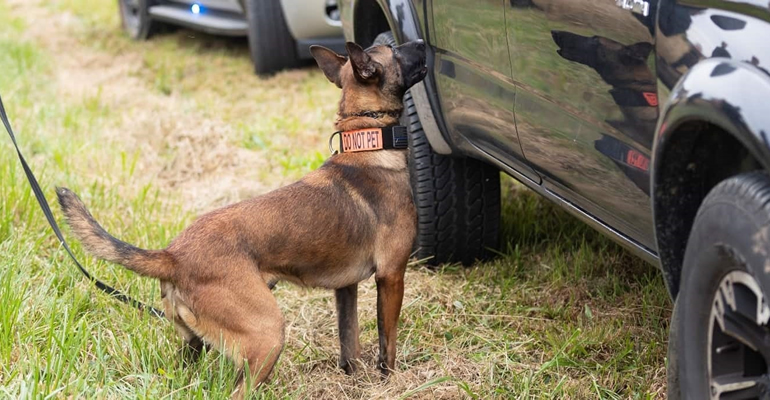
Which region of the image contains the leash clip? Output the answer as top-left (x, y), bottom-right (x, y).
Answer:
top-left (328, 131), bottom-right (342, 155)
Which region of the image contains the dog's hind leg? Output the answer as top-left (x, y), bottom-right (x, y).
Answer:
top-left (227, 297), bottom-right (284, 400)
top-left (180, 270), bottom-right (285, 400)
top-left (335, 283), bottom-right (361, 374)
top-left (161, 281), bottom-right (210, 364)
top-left (174, 313), bottom-right (211, 365)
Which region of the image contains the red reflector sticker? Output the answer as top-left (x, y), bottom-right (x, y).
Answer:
top-left (341, 128), bottom-right (384, 153)
top-left (642, 92), bottom-right (658, 107)
top-left (626, 150), bottom-right (650, 171)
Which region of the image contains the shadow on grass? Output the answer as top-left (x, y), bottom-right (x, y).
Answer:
top-left (410, 177), bottom-right (672, 398)
top-left (495, 176), bottom-right (663, 288)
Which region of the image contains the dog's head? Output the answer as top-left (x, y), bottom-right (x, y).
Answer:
top-left (310, 39), bottom-right (427, 120)
top-left (552, 30), bottom-right (652, 84)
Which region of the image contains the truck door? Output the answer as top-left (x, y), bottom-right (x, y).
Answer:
top-left (431, 0), bottom-right (537, 182)
top-left (507, 0), bottom-right (658, 249)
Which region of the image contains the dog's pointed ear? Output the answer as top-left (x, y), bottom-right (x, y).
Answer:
top-left (310, 45), bottom-right (347, 88)
top-left (345, 42), bottom-right (378, 82)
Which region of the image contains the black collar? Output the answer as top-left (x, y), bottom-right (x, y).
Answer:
top-left (338, 109), bottom-right (403, 120)
top-left (329, 125), bottom-right (408, 154)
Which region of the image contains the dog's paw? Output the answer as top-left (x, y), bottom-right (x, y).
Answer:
top-left (339, 358), bottom-right (357, 375)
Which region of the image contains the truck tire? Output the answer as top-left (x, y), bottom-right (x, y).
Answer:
top-left (374, 31), bottom-right (501, 266)
top-left (118, 0), bottom-right (158, 40)
top-left (245, 0), bottom-right (299, 75)
top-left (672, 172), bottom-right (770, 399)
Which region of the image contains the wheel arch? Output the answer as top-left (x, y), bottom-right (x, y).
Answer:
top-left (652, 58), bottom-right (770, 299)
top-left (344, 0), bottom-right (423, 47)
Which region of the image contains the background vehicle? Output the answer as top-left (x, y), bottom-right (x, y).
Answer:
top-left (340, 0), bottom-right (770, 397)
top-left (118, 0), bottom-right (345, 75)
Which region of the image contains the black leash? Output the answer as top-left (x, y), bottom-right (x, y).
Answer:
top-left (1, 94), bottom-right (164, 318)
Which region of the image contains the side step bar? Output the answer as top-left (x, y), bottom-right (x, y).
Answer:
top-left (148, 4), bottom-right (248, 36)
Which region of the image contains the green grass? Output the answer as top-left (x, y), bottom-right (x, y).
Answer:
top-left (0, 0), bottom-right (670, 398)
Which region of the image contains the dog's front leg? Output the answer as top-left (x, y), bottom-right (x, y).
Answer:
top-left (335, 283), bottom-right (361, 374)
top-left (375, 265), bottom-right (406, 375)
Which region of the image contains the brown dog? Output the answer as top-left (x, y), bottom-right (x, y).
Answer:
top-left (56, 39), bottom-right (427, 398)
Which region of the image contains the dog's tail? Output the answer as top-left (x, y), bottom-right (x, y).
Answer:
top-left (56, 187), bottom-right (175, 280)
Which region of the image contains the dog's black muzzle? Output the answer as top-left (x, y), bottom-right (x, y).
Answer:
top-left (552, 31), bottom-right (599, 68)
top-left (394, 40), bottom-right (427, 90)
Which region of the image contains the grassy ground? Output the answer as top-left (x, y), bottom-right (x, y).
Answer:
top-left (0, 0), bottom-right (671, 398)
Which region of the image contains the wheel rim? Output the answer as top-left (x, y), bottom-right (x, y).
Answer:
top-left (120, 0), bottom-right (142, 32)
top-left (708, 270), bottom-right (770, 399)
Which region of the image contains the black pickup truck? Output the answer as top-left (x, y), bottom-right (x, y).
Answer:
top-left (340, 0), bottom-right (770, 397)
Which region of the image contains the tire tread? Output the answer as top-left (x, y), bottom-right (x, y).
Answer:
top-left (246, 0), bottom-right (298, 75)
